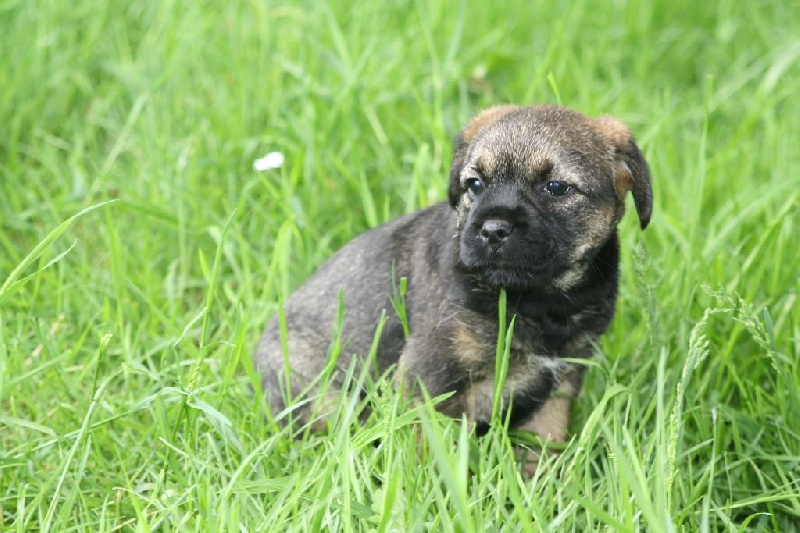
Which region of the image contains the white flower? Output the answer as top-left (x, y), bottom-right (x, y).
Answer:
top-left (253, 151), bottom-right (285, 171)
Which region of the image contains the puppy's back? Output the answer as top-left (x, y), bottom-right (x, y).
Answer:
top-left (256, 203), bottom-right (451, 415)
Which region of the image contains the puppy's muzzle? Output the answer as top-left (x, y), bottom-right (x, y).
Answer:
top-left (479, 219), bottom-right (514, 250)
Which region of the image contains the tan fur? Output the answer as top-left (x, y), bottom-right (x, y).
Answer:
top-left (595, 115), bottom-right (632, 147)
top-left (461, 105), bottom-right (521, 143)
top-left (464, 378), bottom-right (495, 422)
top-left (613, 161), bottom-right (635, 200)
top-left (452, 322), bottom-right (491, 367)
top-left (518, 377), bottom-right (578, 440)
top-left (515, 372), bottom-right (580, 475)
top-left (594, 115), bottom-right (652, 228)
top-left (595, 117), bottom-right (636, 199)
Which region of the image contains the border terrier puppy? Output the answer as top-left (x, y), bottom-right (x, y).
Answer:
top-left (256, 105), bottom-right (652, 469)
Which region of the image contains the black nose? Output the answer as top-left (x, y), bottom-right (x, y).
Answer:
top-left (479, 219), bottom-right (513, 246)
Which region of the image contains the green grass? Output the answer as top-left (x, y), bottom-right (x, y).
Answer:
top-left (1, 0), bottom-right (798, 530)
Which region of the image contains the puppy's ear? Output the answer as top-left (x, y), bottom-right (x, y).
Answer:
top-left (596, 116), bottom-right (653, 229)
top-left (448, 105), bottom-right (520, 207)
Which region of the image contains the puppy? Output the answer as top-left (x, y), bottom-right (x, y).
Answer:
top-left (256, 105), bottom-right (652, 467)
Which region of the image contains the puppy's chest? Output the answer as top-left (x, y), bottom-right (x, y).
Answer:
top-left (450, 313), bottom-right (591, 379)
top-left (447, 316), bottom-right (585, 428)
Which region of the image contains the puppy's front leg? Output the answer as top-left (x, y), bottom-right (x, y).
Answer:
top-left (514, 366), bottom-right (584, 476)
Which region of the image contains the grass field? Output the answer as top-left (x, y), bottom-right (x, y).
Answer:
top-left (1, 0), bottom-right (799, 530)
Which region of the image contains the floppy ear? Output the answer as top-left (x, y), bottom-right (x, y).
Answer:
top-left (595, 116), bottom-right (653, 229)
top-left (448, 105), bottom-right (520, 207)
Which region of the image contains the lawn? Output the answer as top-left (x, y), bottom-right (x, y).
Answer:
top-left (1, 0), bottom-right (798, 530)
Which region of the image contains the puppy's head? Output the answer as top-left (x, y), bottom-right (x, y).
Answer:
top-left (448, 105), bottom-right (652, 291)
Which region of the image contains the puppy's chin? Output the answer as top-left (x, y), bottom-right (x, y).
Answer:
top-left (458, 262), bottom-right (564, 291)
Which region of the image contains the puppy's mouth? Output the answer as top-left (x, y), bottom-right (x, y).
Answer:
top-left (458, 259), bottom-right (566, 291)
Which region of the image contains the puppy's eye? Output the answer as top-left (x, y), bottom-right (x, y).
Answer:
top-left (465, 178), bottom-right (485, 198)
top-left (544, 180), bottom-right (572, 196)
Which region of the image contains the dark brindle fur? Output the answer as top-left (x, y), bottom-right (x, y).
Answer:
top-left (256, 105), bottom-right (652, 470)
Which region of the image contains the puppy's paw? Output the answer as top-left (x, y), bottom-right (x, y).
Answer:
top-left (514, 441), bottom-right (566, 478)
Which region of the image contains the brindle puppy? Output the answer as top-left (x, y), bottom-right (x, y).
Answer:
top-left (256, 105), bottom-right (652, 470)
